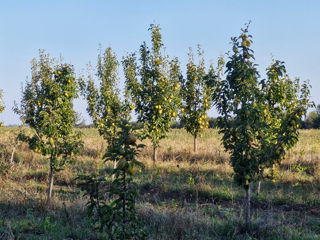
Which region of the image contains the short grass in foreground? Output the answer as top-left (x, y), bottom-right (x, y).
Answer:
top-left (0, 128), bottom-right (319, 239)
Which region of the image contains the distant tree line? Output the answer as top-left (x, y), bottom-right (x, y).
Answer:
top-left (76, 118), bottom-right (218, 129)
top-left (78, 112), bottom-right (320, 130)
top-left (301, 104), bottom-right (320, 129)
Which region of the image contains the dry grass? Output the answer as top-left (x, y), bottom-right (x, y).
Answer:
top-left (0, 127), bottom-right (319, 239)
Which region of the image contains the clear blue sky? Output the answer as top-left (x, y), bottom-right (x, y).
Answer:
top-left (1, 0), bottom-right (319, 125)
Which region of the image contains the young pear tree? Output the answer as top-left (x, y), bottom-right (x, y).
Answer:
top-left (213, 26), bottom-right (311, 227)
top-left (79, 48), bottom-right (146, 238)
top-left (123, 24), bottom-right (181, 163)
top-left (15, 51), bottom-right (82, 203)
top-left (79, 47), bottom-right (130, 169)
top-left (180, 47), bottom-right (223, 152)
top-left (0, 89), bottom-right (4, 127)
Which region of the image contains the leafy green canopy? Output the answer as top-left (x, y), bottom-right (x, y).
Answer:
top-left (214, 27), bottom-right (311, 187)
top-left (123, 24), bottom-right (181, 148)
top-left (180, 47), bottom-right (223, 137)
top-left (80, 47), bottom-right (130, 145)
top-left (16, 50), bottom-right (82, 171)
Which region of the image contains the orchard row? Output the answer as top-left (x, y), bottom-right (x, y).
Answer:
top-left (0, 24), bottom-right (312, 234)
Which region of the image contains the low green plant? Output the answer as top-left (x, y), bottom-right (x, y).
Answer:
top-left (78, 120), bottom-right (145, 239)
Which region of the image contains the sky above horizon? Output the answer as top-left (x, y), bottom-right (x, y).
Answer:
top-left (1, 0), bottom-right (320, 125)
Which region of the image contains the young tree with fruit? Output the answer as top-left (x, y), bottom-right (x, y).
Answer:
top-left (180, 47), bottom-right (223, 152)
top-left (79, 47), bottom-right (130, 171)
top-left (213, 25), bottom-right (311, 227)
top-left (15, 51), bottom-right (82, 203)
top-left (123, 24), bottom-right (181, 162)
top-left (79, 47), bottom-right (146, 238)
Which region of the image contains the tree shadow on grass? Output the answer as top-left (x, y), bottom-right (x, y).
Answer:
top-left (159, 149), bottom-right (229, 164)
top-left (137, 166), bottom-right (320, 216)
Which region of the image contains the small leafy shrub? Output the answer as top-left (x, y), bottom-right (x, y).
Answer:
top-left (78, 120), bottom-right (146, 239)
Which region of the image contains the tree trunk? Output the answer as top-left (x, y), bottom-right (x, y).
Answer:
top-left (122, 170), bottom-right (126, 240)
top-left (9, 146), bottom-right (16, 166)
top-left (194, 134), bottom-right (198, 152)
top-left (47, 165), bottom-right (54, 204)
top-left (114, 160), bottom-right (117, 169)
top-left (112, 160), bottom-right (117, 181)
top-left (245, 184), bottom-right (251, 229)
top-left (257, 180), bottom-right (261, 195)
top-left (153, 145), bottom-right (157, 163)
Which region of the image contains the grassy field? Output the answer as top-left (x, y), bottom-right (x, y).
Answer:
top-left (0, 127), bottom-right (319, 239)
